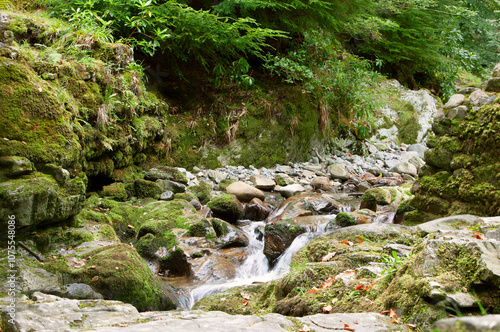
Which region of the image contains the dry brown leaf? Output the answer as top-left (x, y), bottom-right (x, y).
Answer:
top-left (406, 323), bottom-right (417, 329)
top-left (344, 323), bottom-right (356, 331)
top-left (68, 246), bottom-right (72, 250)
top-left (341, 240), bottom-right (353, 246)
top-left (321, 252), bottom-right (337, 262)
top-left (91, 276), bottom-right (99, 282)
top-left (319, 276), bottom-right (336, 289)
top-left (240, 292), bottom-right (251, 300)
top-left (322, 304), bottom-right (332, 313)
top-left (331, 298), bottom-right (338, 305)
top-left (127, 225), bottom-right (135, 229)
top-left (335, 269), bottom-right (356, 280)
top-left (90, 265), bottom-right (96, 269)
top-left (389, 308), bottom-right (400, 324)
top-left (306, 287), bottom-right (319, 295)
top-left (300, 325), bottom-right (311, 332)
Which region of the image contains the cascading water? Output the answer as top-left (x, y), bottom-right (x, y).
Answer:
top-left (182, 219), bottom-right (328, 309)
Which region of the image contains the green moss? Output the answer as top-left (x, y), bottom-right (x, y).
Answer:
top-left (396, 102), bottom-right (422, 144)
top-left (134, 179), bottom-right (163, 199)
top-left (335, 212), bottom-right (357, 227)
top-left (72, 243), bottom-right (176, 311)
top-left (210, 218), bottom-right (229, 237)
top-left (0, 57), bottom-right (81, 168)
top-left (219, 179), bottom-right (235, 191)
top-left (95, 224), bottom-right (119, 241)
top-left (101, 182), bottom-right (128, 202)
top-left (187, 181), bottom-right (211, 204)
top-left (174, 192), bottom-right (198, 202)
top-left (188, 220), bottom-right (211, 237)
top-left (207, 194), bottom-right (243, 223)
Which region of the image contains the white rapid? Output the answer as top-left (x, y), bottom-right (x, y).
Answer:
top-left (182, 220), bottom-right (324, 309)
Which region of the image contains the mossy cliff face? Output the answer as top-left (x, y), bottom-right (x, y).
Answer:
top-left (411, 103), bottom-right (500, 221)
top-left (0, 11), bottom-right (331, 186)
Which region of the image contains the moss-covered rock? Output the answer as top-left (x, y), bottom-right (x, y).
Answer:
top-left (70, 243), bottom-right (177, 311)
top-left (0, 173), bottom-right (86, 236)
top-left (145, 166), bottom-right (188, 184)
top-left (101, 182), bottom-right (128, 202)
top-left (263, 222), bottom-right (306, 264)
top-left (335, 212), bottom-right (357, 227)
top-left (207, 194), bottom-right (244, 223)
top-left (412, 104), bottom-right (500, 219)
top-left (0, 156), bottom-right (35, 178)
top-left (187, 181), bottom-right (212, 205)
top-left (134, 179), bottom-right (163, 199)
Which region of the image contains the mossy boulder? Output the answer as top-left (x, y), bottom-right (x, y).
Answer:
top-left (101, 182), bottom-right (128, 202)
top-left (263, 222), bottom-right (306, 265)
top-left (70, 243), bottom-right (177, 311)
top-left (134, 179), bottom-right (163, 199)
top-left (360, 186), bottom-right (409, 212)
top-left (0, 156), bottom-right (35, 178)
top-left (145, 166), bottom-right (188, 184)
top-left (209, 218), bottom-right (249, 249)
top-left (334, 212), bottom-right (357, 227)
top-left (0, 173), bottom-right (86, 236)
top-left (207, 194), bottom-right (244, 223)
top-left (159, 247), bottom-right (192, 277)
top-left (187, 181), bottom-right (212, 205)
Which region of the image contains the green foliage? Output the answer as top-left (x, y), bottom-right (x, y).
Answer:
top-left (380, 250), bottom-right (408, 280)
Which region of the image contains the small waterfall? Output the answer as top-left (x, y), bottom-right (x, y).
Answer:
top-left (184, 220), bottom-right (326, 309)
top-left (374, 212), bottom-right (396, 223)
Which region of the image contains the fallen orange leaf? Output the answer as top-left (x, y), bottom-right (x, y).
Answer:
top-left (320, 276), bottom-right (336, 289)
top-left (341, 240), bottom-right (353, 246)
top-left (362, 283), bottom-right (374, 292)
top-left (407, 323), bottom-right (417, 329)
top-left (322, 304), bottom-right (332, 313)
top-left (306, 287), bottom-right (319, 295)
top-left (358, 236), bottom-right (364, 243)
top-left (91, 276), bottom-right (99, 282)
top-left (381, 310), bottom-right (390, 315)
top-left (344, 323), bottom-right (356, 331)
top-left (356, 284), bottom-right (364, 290)
top-left (242, 300), bottom-right (248, 306)
top-left (473, 230), bottom-right (485, 240)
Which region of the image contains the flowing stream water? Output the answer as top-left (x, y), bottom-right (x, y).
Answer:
top-left (179, 220), bottom-right (327, 309)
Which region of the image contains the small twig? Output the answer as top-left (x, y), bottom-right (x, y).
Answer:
top-left (311, 148), bottom-right (325, 163)
top-left (18, 241), bottom-right (44, 262)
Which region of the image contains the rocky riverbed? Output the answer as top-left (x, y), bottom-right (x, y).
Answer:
top-left (3, 58), bottom-right (500, 332)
